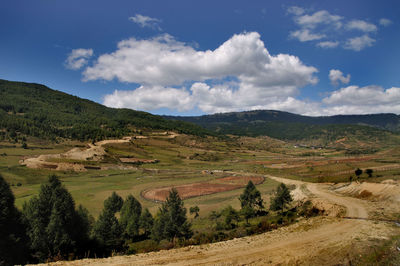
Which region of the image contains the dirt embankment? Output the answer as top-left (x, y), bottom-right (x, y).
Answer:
top-left (47, 175), bottom-right (399, 266)
top-left (20, 137), bottom-right (132, 171)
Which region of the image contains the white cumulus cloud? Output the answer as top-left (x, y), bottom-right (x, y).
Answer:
top-left (103, 85), bottom-right (192, 111)
top-left (346, 20), bottom-right (377, 32)
top-left (83, 32), bottom-right (318, 114)
top-left (329, 69), bottom-right (351, 86)
top-left (129, 14), bottom-right (161, 30)
top-left (294, 10), bottom-right (343, 30)
top-left (65, 48), bottom-right (93, 70)
top-left (322, 85), bottom-right (400, 115)
top-left (344, 35), bottom-right (375, 51)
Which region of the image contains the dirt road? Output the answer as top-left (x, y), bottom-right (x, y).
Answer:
top-left (51, 175), bottom-right (394, 265)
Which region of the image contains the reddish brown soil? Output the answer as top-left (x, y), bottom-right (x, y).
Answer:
top-left (142, 176), bottom-right (264, 202)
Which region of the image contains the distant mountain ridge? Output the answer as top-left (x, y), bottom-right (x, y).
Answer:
top-left (167, 110), bottom-right (400, 131)
top-left (165, 110), bottom-right (400, 142)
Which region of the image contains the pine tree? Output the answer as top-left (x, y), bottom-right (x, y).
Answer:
top-left (140, 208), bottom-right (154, 237)
top-left (23, 175), bottom-right (91, 262)
top-left (152, 189), bottom-right (192, 242)
top-left (104, 191), bottom-right (123, 213)
top-left (120, 194), bottom-right (142, 239)
top-left (0, 174), bottom-right (30, 265)
top-left (270, 183), bottom-right (293, 213)
top-left (239, 181), bottom-right (264, 212)
top-left (92, 192), bottom-right (124, 253)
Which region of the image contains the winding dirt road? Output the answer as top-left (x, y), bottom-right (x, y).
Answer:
top-left (49, 175), bottom-right (395, 266)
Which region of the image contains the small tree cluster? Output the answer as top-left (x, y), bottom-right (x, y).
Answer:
top-left (92, 192), bottom-right (155, 255)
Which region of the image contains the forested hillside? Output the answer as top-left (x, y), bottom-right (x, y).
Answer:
top-left (166, 110), bottom-right (400, 142)
top-left (167, 110), bottom-right (400, 131)
top-left (0, 79), bottom-right (210, 141)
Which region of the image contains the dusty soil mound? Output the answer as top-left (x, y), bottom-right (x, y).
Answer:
top-left (142, 176), bottom-right (264, 201)
top-left (333, 180), bottom-right (400, 202)
top-left (20, 137), bottom-right (133, 171)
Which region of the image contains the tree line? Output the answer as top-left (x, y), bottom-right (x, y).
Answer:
top-left (0, 174), bottom-right (300, 265)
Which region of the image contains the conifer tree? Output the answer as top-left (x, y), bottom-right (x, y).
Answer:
top-left (120, 194), bottom-right (142, 239)
top-left (92, 192), bottom-right (124, 253)
top-left (23, 175), bottom-right (89, 262)
top-left (270, 183), bottom-right (293, 213)
top-left (0, 174), bottom-right (29, 265)
top-left (140, 208), bottom-right (154, 237)
top-left (239, 181), bottom-right (264, 212)
top-left (152, 189), bottom-right (192, 242)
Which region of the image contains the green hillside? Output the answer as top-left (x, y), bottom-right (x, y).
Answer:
top-left (0, 79), bottom-right (210, 141)
top-left (166, 110), bottom-right (400, 145)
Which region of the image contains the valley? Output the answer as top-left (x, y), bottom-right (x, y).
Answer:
top-left (1, 80), bottom-right (400, 265)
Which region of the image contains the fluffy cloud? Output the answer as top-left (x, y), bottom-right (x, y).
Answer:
top-left (84, 32), bottom-right (318, 114)
top-left (317, 41), bottom-right (339, 48)
top-left (287, 6), bottom-right (384, 51)
top-left (85, 32), bottom-right (317, 87)
top-left (129, 14), bottom-right (161, 30)
top-left (329, 69), bottom-right (350, 86)
top-left (346, 20), bottom-right (377, 32)
top-left (379, 18), bottom-right (392, 27)
top-left (103, 85), bottom-right (192, 111)
top-left (322, 85), bottom-right (400, 115)
top-left (65, 48), bottom-right (93, 70)
top-left (190, 82), bottom-right (320, 115)
top-left (295, 10), bottom-right (343, 29)
top-left (290, 29), bottom-right (325, 42)
top-left (344, 35), bottom-right (375, 51)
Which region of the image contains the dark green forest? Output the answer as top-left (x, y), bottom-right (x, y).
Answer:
top-left (0, 79), bottom-right (210, 142)
top-left (166, 110), bottom-right (400, 142)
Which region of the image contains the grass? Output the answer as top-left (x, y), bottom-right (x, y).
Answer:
top-left (1, 133), bottom-right (400, 219)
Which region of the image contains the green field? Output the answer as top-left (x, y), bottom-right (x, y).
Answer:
top-left (1, 133), bottom-right (399, 219)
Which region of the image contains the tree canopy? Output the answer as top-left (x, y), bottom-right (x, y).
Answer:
top-left (270, 183), bottom-right (293, 213)
top-left (152, 189), bottom-right (192, 242)
top-left (0, 174), bottom-right (29, 265)
top-left (239, 180), bottom-right (264, 211)
top-left (23, 175), bottom-right (91, 262)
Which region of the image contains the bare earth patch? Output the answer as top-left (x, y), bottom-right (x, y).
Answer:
top-left (19, 137), bottom-right (136, 171)
top-left (142, 176), bottom-right (264, 201)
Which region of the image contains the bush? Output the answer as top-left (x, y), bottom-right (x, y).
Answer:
top-left (127, 239), bottom-right (160, 254)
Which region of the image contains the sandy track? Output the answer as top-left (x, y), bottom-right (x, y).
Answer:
top-left (267, 175), bottom-right (368, 219)
top-left (48, 175), bottom-right (394, 266)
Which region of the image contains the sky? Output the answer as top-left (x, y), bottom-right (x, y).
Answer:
top-left (1, 0), bottom-right (399, 116)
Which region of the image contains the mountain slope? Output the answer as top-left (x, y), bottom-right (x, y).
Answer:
top-left (0, 79), bottom-right (209, 141)
top-left (165, 110), bottom-right (400, 144)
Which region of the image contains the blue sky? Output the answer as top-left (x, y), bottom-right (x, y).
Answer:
top-left (1, 0), bottom-right (399, 116)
